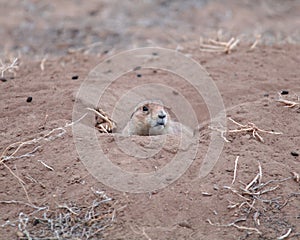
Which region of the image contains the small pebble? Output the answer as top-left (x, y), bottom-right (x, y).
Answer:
top-left (153, 70), bottom-right (157, 74)
top-left (263, 93), bottom-right (269, 97)
top-left (152, 52), bottom-right (158, 56)
top-left (33, 218), bottom-right (40, 226)
top-left (178, 221), bottom-right (192, 229)
top-left (26, 96), bottom-right (33, 102)
top-left (0, 77), bottom-right (7, 82)
top-left (72, 75), bottom-right (79, 80)
top-left (281, 90), bottom-right (289, 95)
top-left (291, 151), bottom-right (299, 157)
top-left (136, 74), bottom-right (142, 78)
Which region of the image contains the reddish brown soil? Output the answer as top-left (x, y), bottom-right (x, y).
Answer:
top-left (1, 1), bottom-right (300, 240)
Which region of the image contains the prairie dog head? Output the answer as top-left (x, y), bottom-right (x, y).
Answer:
top-left (126, 101), bottom-right (171, 136)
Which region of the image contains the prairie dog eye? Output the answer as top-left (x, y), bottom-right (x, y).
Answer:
top-left (142, 105), bottom-right (149, 112)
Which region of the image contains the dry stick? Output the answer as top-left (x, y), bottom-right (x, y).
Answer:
top-left (228, 118), bottom-right (282, 142)
top-left (0, 113), bottom-right (88, 210)
top-left (40, 55), bottom-right (48, 71)
top-left (0, 200), bottom-right (46, 210)
top-left (252, 177), bottom-right (292, 191)
top-left (207, 219), bottom-right (262, 235)
top-left (57, 203), bottom-right (79, 215)
top-left (257, 161), bottom-right (262, 184)
top-left (3, 163), bottom-right (32, 204)
top-left (232, 156), bottom-right (239, 185)
top-left (277, 98), bottom-right (300, 108)
top-left (250, 38), bottom-right (259, 50)
top-left (86, 107), bottom-right (113, 126)
top-left (208, 39), bottom-right (229, 46)
top-left (0, 57), bottom-right (19, 77)
top-left (277, 228), bottom-right (292, 240)
top-left (200, 37), bottom-right (240, 54)
top-left (224, 186), bottom-right (251, 201)
top-left (37, 160), bottom-right (54, 171)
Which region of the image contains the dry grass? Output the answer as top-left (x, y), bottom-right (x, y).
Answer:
top-left (208, 157), bottom-right (300, 238)
top-left (0, 57), bottom-right (19, 78)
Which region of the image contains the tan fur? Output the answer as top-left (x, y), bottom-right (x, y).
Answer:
top-left (122, 101), bottom-right (181, 136)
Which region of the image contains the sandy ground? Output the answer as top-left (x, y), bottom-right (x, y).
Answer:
top-left (1, 1), bottom-right (300, 239)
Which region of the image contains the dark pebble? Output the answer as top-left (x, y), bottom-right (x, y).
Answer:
top-left (281, 90), bottom-right (289, 95)
top-left (0, 77), bottom-right (7, 82)
top-left (152, 52), bottom-right (158, 56)
top-left (263, 93), bottom-right (269, 97)
top-left (153, 70), bottom-right (157, 74)
top-left (137, 74), bottom-right (142, 78)
top-left (32, 218), bottom-right (40, 226)
top-left (72, 75), bottom-right (79, 80)
top-left (26, 97), bottom-right (33, 102)
top-left (291, 151), bottom-right (299, 157)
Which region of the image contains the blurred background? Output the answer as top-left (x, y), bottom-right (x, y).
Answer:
top-left (1, 0), bottom-right (300, 57)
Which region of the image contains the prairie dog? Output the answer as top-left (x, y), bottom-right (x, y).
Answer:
top-left (122, 101), bottom-right (182, 136)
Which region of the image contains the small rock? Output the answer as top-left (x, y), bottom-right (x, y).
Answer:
top-left (178, 221), bottom-right (192, 229)
top-left (26, 96), bottom-right (33, 102)
top-left (136, 74), bottom-right (142, 78)
top-left (0, 77), bottom-right (7, 82)
top-left (33, 218), bottom-right (40, 226)
top-left (291, 151), bottom-right (299, 157)
top-left (281, 90), bottom-right (289, 95)
top-left (72, 75), bottom-right (79, 80)
top-left (263, 93), bottom-right (269, 97)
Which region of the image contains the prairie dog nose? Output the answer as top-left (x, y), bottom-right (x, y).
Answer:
top-left (158, 110), bottom-right (167, 119)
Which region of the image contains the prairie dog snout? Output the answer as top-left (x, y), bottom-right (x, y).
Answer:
top-left (122, 100), bottom-right (179, 136)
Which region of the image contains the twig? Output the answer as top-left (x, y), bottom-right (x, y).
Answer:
top-left (232, 156), bottom-right (239, 185)
top-left (37, 160), bottom-right (54, 171)
top-left (57, 203), bottom-right (79, 215)
top-left (250, 35), bottom-right (261, 50)
top-left (277, 228), bottom-right (292, 240)
top-left (210, 118), bottom-right (282, 143)
top-left (276, 94), bottom-right (300, 108)
top-left (2, 163), bottom-right (32, 204)
top-left (207, 219), bottom-right (261, 235)
top-left (40, 55), bottom-right (48, 71)
top-left (200, 37), bottom-right (240, 54)
top-left (0, 57), bottom-right (19, 77)
top-left (0, 200), bottom-right (46, 210)
top-left (87, 107), bottom-right (117, 133)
